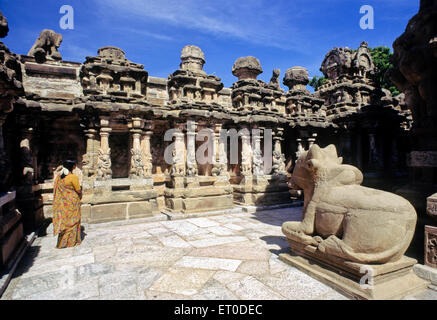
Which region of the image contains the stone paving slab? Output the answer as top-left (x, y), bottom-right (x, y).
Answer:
top-left (1, 206), bottom-right (435, 300)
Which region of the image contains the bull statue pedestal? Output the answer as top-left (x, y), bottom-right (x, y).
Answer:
top-left (280, 144), bottom-right (429, 300)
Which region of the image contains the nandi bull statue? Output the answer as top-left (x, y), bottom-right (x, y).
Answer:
top-left (282, 144), bottom-right (417, 264)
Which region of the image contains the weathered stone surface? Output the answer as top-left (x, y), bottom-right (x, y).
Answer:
top-left (180, 45), bottom-right (205, 73)
top-left (174, 256), bottom-right (242, 272)
top-left (283, 67), bottom-right (309, 91)
top-left (232, 56), bottom-right (263, 80)
top-left (3, 207), bottom-right (433, 300)
top-left (192, 279), bottom-right (238, 300)
top-left (149, 267), bottom-right (215, 296)
top-left (226, 275), bottom-right (284, 300)
top-left (188, 236), bottom-right (248, 248)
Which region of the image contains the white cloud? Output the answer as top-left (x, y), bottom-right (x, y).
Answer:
top-left (96, 0), bottom-right (311, 51)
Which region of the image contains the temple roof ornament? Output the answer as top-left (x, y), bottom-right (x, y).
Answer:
top-left (180, 45), bottom-right (206, 75)
top-left (232, 56), bottom-right (263, 81)
top-left (320, 42), bottom-right (374, 81)
top-left (80, 46), bottom-right (148, 100)
top-left (283, 67), bottom-right (328, 128)
top-left (168, 45), bottom-right (223, 107)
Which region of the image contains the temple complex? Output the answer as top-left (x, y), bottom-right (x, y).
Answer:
top-left (0, 0), bottom-right (437, 302)
top-left (0, 9), bottom-right (413, 269)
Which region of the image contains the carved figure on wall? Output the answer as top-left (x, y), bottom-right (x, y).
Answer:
top-left (272, 150), bottom-right (286, 175)
top-left (269, 69), bottom-right (281, 90)
top-left (97, 148), bottom-right (112, 180)
top-left (130, 148), bottom-right (144, 178)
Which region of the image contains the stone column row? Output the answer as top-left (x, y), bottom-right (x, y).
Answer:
top-left (82, 117), bottom-right (155, 181)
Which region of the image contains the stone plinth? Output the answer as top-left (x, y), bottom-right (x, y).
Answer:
top-left (165, 176), bottom-right (234, 214)
top-left (280, 240), bottom-right (429, 300)
top-left (232, 175), bottom-right (290, 206)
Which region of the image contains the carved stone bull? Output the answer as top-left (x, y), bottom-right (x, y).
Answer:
top-left (282, 144), bottom-right (417, 264)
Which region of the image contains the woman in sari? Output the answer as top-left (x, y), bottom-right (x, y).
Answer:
top-left (52, 160), bottom-right (82, 248)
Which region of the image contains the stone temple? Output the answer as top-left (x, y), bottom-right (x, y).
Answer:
top-left (0, 0), bottom-right (436, 300)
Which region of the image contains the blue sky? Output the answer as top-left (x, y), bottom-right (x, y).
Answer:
top-left (1, 0), bottom-right (419, 89)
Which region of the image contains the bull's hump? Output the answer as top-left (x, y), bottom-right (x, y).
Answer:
top-left (321, 185), bottom-right (412, 212)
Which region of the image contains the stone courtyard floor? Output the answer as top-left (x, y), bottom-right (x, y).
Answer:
top-left (1, 207), bottom-right (436, 300)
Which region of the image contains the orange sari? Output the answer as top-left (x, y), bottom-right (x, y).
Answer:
top-left (52, 174), bottom-right (81, 248)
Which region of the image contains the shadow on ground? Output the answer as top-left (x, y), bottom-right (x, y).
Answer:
top-left (11, 245), bottom-right (40, 279)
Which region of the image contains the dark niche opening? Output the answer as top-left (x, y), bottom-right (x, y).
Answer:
top-left (109, 132), bottom-right (130, 179)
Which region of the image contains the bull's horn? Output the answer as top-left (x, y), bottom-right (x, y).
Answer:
top-left (306, 144), bottom-right (322, 160)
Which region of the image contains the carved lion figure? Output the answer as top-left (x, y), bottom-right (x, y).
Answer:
top-left (28, 29), bottom-right (63, 62)
top-left (282, 144), bottom-right (417, 264)
top-left (269, 69), bottom-right (281, 90)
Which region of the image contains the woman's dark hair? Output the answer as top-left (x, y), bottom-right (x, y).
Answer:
top-left (61, 160), bottom-right (76, 178)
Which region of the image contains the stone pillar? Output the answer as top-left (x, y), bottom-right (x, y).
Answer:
top-left (97, 118), bottom-right (112, 181)
top-left (83, 128), bottom-right (98, 179)
top-left (16, 119), bottom-right (42, 233)
top-left (141, 121), bottom-right (154, 178)
top-left (171, 122), bottom-right (186, 178)
top-left (130, 132), bottom-right (144, 179)
top-left (296, 138), bottom-right (305, 159)
top-left (307, 133), bottom-right (317, 149)
top-left (272, 128), bottom-right (286, 176)
top-left (252, 127), bottom-right (263, 176)
top-left (128, 117), bottom-right (144, 179)
top-left (212, 123), bottom-right (227, 177)
top-left (19, 126), bottom-right (35, 186)
top-left (240, 125), bottom-right (252, 177)
top-left (186, 120), bottom-right (198, 177)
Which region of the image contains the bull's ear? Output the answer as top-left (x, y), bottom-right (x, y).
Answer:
top-left (337, 157), bottom-right (343, 164)
top-left (307, 144), bottom-right (322, 160)
top-left (324, 145), bottom-right (338, 160)
top-left (306, 159), bottom-right (319, 170)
